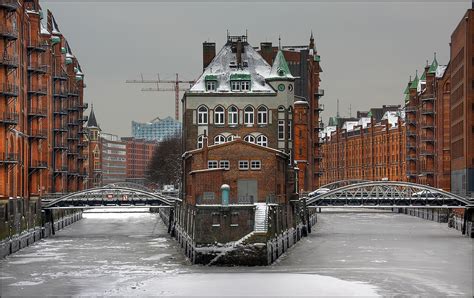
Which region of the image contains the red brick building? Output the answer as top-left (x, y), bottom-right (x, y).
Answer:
top-left (0, 1), bottom-right (87, 199)
top-left (122, 137), bottom-right (157, 185)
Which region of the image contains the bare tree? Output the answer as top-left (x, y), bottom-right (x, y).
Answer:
top-left (147, 134), bottom-right (182, 187)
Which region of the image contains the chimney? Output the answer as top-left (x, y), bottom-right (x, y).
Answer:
top-left (203, 42), bottom-right (216, 70)
top-left (260, 42), bottom-right (273, 65)
top-left (236, 38), bottom-right (243, 68)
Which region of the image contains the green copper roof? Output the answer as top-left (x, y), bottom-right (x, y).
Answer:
top-left (405, 93), bottom-right (410, 102)
top-left (403, 85), bottom-right (410, 95)
top-left (420, 71), bottom-right (426, 81)
top-left (314, 55), bottom-right (321, 62)
top-left (205, 74), bottom-right (217, 81)
top-left (230, 73), bottom-right (251, 81)
top-left (410, 73), bottom-right (419, 89)
top-left (269, 50), bottom-right (294, 79)
top-left (428, 56), bottom-right (438, 74)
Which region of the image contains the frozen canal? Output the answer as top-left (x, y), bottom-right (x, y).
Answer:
top-left (0, 209), bottom-right (472, 296)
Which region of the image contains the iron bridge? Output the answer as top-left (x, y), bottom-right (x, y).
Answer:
top-left (42, 185), bottom-right (176, 209)
top-left (306, 181), bottom-right (474, 208)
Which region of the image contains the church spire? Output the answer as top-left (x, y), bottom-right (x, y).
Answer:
top-left (309, 31), bottom-right (315, 50)
top-left (87, 104), bottom-right (99, 128)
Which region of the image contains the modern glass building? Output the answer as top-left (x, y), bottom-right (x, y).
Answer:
top-left (131, 116), bottom-right (182, 141)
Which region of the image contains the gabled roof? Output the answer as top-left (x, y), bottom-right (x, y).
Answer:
top-left (268, 50), bottom-right (294, 80)
top-left (188, 41), bottom-right (275, 94)
top-left (409, 73), bottom-right (419, 89)
top-left (184, 138), bottom-right (289, 158)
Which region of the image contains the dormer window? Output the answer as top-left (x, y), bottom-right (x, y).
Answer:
top-left (205, 75), bottom-right (217, 91)
top-left (230, 73), bottom-right (251, 92)
top-left (206, 81), bottom-right (216, 91)
top-left (231, 81), bottom-right (241, 91)
top-left (241, 81), bottom-right (250, 91)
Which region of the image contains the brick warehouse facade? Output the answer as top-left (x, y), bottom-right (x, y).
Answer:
top-left (320, 8), bottom-right (473, 196)
top-left (0, 0), bottom-right (87, 199)
top-left (122, 137), bottom-right (157, 186)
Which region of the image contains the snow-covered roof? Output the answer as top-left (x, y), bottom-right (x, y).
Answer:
top-left (268, 50), bottom-right (294, 80)
top-left (40, 20), bottom-right (50, 35)
top-left (381, 111), bottom-right (399, 127)
top-left (342, 121), bottom-right (358, 131)
top-left (189, 43), bottom-right (275, 94)
top-left (319, 126), bottom-right (336, 140)
top-left (358, 117), bottom-right (371, 129)
top-left (435, 65), bottom-right (447, 78)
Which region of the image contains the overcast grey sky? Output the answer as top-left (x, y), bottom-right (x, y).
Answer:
top-left (43, 1), bottom-right (471, 136)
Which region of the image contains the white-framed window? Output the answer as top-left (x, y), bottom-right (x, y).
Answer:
top-left (197, 106), bottom-right (208, 124)
top-left (288, 120), bottom-right (292, 140)
top-left (238, 160), bottom-right (249, 170)
top-left (244, 106), bottom-right (254, 125)
top-left (214, 135), bottom-right (226, 145)
top-left (278, 106), bottom-right (285, 112)
top-left (219, 160), bottom-right (230, 169)
top-left (278, 120), bottom-right (285, 140)
top-left (250, 160), bottom-right (261, 170)
top-left (231, 81), bottom-right (240, 91)
top-left (197, 135), bottom-right (204, 149)
top-left (241, 81), bottom-right (250, 91)
top-left (256, 135), bottom-right (268, 147)
top-left (244, 135), bottom-right (255, 144)
top-left (257, 106), bottom-right (268, 125)
top-left (228, 106), bottom-right (238, 125)
top-left (208, 160), bottom-right (218, 169)
top-left (214, 106), bottom-right (224, 125)
top-left (226, 135), bottom-right (235, 142)
top-left (206, 80), bottom-right (216, 91)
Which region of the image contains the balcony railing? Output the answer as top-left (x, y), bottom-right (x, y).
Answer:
top-left (420, 108), bottom-right (435, 115)
top-left (79, 116), bottom-right (88, 122)
top-left (0, 54), bottom-right (18, 68)
top-left (406, 170), bottom-right (417, 177)
top-left (27, 41), bottom-right (48, 52)
top-left (78, 103), bottom-right (88, 110)
top-left (53, 70), bottom-right (68, 81)
top-left (54, 166), bottom-right (68, 173)
top-left (406, 130), bottom-right (417, 137)
top-left (406, 119), bottom-right (416, 126)
top-left (28, 108), bottom-right (47, 117)
top-left (67, 134), bottom-right (79, 141)
top-left (30, 161), bottom-right (48, 169)
top-left (29, 129), bottom-right (48, 139)
top-left (67, 121), bottom-right (79, 126)
top-left (421, 124), bottom-right (435, 130)
top-left (405, 106), bottom-right (417, 113)
top-left (67, 106), bottom-right (79, 112)
top-left (0, 25), bottom-right (18, 40)
top-left (53, 127), bottom-right (68, 133)
top-left (0, 83), bottom-right (19, 97)
top-left (53, 142), bottom-right (68, 149)
top-left (420, 136), bottom-right (435, 142)
top-left (27, 85), bottom-right (47, 95)
top-left (53, 90), bottom-right (68, 98)
top-left (406, 155), bottom-right (417, 161)
top-left (0, 152), bottom-right (18, 163)
top-left (419, 149), bottom-right (435, 156)
top-left (27, 63), bottom-right (48, 74)
top-left (77, 154), bottom-right (87, 161)
top-left (420, 94), bottom-right (435, 102)
top-left (406, 143), bottom-right (416, 150)
top-left (67, 89), bottom-right (79, 96)
top-left (0, 0), bottom-right (20, 11)
top-left (0, 112), bottom-right (19, 125)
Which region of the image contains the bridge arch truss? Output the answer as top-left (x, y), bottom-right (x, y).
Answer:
top-left (307, 181), bottom-right (473, 208)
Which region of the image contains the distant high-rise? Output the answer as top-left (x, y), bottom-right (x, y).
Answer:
top-left (131, 116), bottom-right (181, 141)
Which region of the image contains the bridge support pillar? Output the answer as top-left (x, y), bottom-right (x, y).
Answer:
top-left (462, 208), bottom-right (474, 238)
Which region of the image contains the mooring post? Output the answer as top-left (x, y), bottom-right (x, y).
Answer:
top-left (168, 207), bottom-right (174, 234)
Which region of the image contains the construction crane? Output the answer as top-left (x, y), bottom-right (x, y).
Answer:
top-left (125, 73), bottom-right (194, 121)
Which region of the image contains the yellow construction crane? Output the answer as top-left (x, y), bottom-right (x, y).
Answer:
top-left (125, 73), bottom-right (194, 121)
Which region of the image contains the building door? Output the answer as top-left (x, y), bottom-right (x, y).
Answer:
top-left (237, 179), bottom-right (258, 204)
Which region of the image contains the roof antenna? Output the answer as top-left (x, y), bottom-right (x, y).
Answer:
top-left (336, 99), bottom-right (340, 118)
top-left (278, 35), bottom-right (281, 50)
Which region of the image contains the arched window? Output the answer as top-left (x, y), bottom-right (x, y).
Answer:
top-left (228, 106), bottom-right (238, 126)
top-left (244, 135), bottom-right (255, 144)
top-left (244, 106), bottom-right (254, 125)
top-left (257, 106), bottom-right (268, 125)
top-left (214, 106), bottom-right (224, 125)
top-left (256, 135), bottom-right (268, 147)
top-left (214, 135), bottom-right (226, 145)
top-left (197, 106), bottom-right (208, 124)
top-left (278, 106), bottom-right (286, 112)
top-left (197, 135), bottom-right (204, 149)
top-left (226, 135), bottom-right (235, 142)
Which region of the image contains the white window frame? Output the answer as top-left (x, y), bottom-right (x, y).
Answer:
top-left (206, 80), bottom-right (216, 91)
top-left (244, 135), bottom-right (256, 144)
top-left (226, 135), bottom-right (235, 142)
top-left (197, 135), bottom-right (204, 149)
top-left (228, 106), bottom-right (238, 126)
top-left (257, 106), bottom-right (268, 125)
top-left (278, 120), bottom-right (285, 140)
top-left (197, 106), bottom-right (208, 125)
top-left (231, 81), bottom-right (240, 91)
top-left (208, 160), bottom-right (218, 169)
top-left (238, 160), bottom-right (249, 170)
top-left (241, 81), bottom-right (250, 91)
top-left (288, 119), bottom-right (292, 140)
top-left (214, 106), bottom-right (225, 125)
top-left (250, 160), bottom-right (261, 170)
top-left (244, 106), bottom-right (254, 125)
top-left (219, 160), bottom-right (230, 170)
top-left (256, 135), bottom-right (268, 147)
top-left (214, 135), bottom-right (226, 145)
